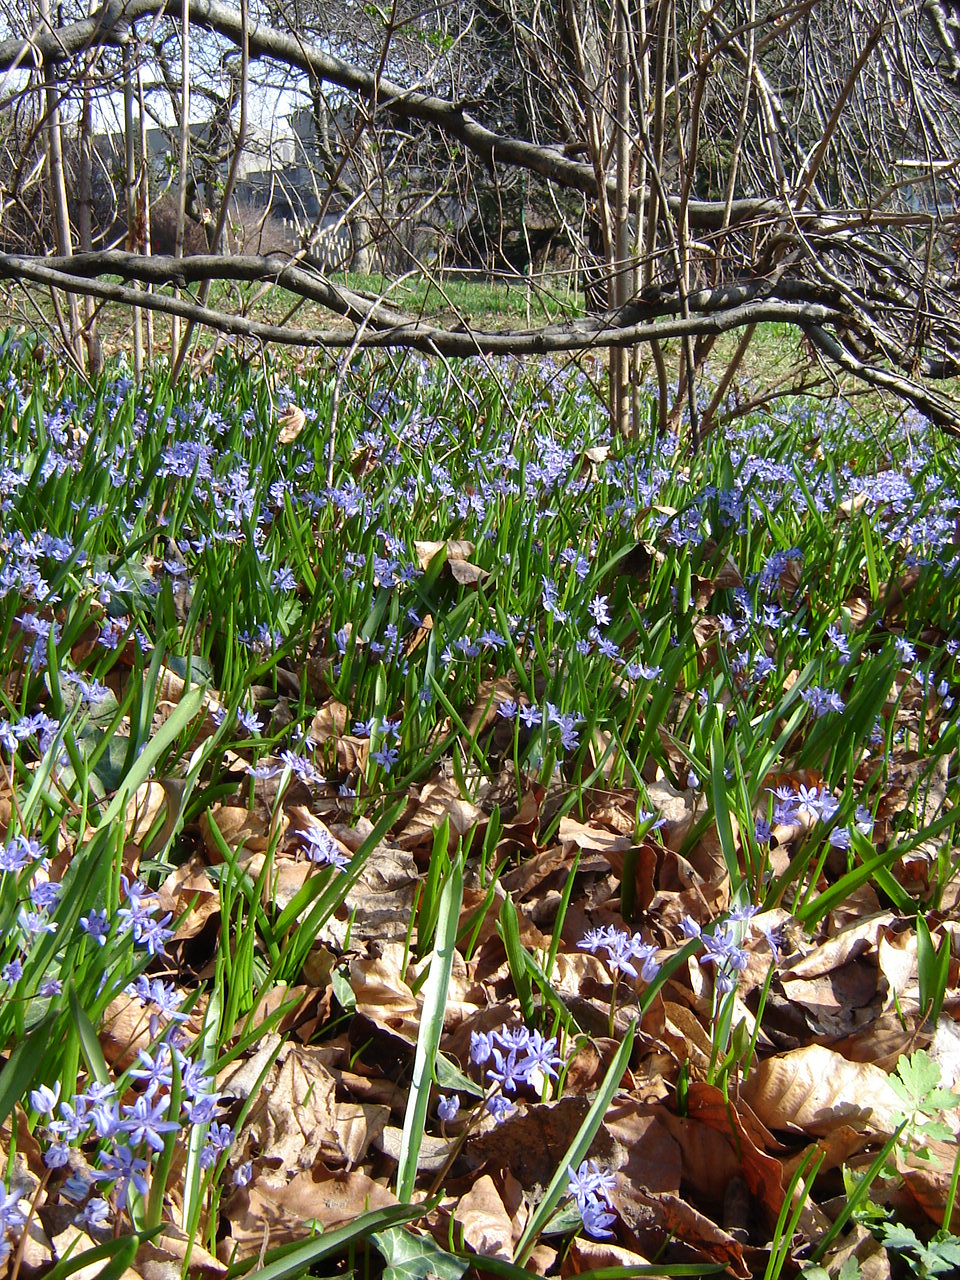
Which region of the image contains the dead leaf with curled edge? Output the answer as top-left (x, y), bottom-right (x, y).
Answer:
top-left (466, 675), bottom-right (517, 738)
top-left (461, 1096), bottom-right (615, 1189)
top-left (685, 1083), bottom-right (785, 1220)
top-left (219, 1167), bottom-right (397, 1259)
top-left (277, 404), bottom-right (306, 443)
top-left (100, 989), bottom-right (198, 1072)
top-left (699, 539), bottom-right (744, 587)
top-left (453, 1174), bottom-right (521, 1261)
top-left (395, 778), bottom-right (483, 849)
top-left (404, 611), bottom-right (433, 657)
top-left (448, 557), bottom-right (488, 586)
top-left (124, 780), bottom-right (167, 844)
top-left (838, 492), bottom-right (869, 519)
top-left (350, 947), bottom-right (421, 1045)
top-left (285, 806), bottom-right (351, 865)
top-left (157, 854), bottom-right (219, 941)
top-left (897, 1139), bottom-right (960, 1232)
top-left (309, 699), bottom-right (350, 742)
top-left (414, 537), bottom-right (487, 585)
top-left (558, 816), bottom-right (633, 858)
top-left (741, 1044), bottom-right (905, 1137)
top-left (135, 1229), bottom-right (225, 1280)
top-left (414, 539), bottom-right (449, 568)
top-left (562, 1239), bottom-right (650, 1276)
top-left (235, 1043), bottom-right (388, 1174)
top-left (602, 1100), bottom-right (682, 1197)
top-left (324, 844), bottom-right (420, 948)
top-left (414, 537), bottom-right (473, 569)
top-left (618, 1188), bottom-right (750, 1278)
top-left (200, 804), bottom-right (279, 863)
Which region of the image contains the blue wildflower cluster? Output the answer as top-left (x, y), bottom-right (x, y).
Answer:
top-left (17, 982), bottom-right (235, 1251)
top-left (567, 1159), bottom-right (618, 1239)
top-left (681, 905), bottom-right (780, 994)
top-left (579, 925), bottom-right (661, 982)
top-left (466, 1023), bottom-right (565, 1122)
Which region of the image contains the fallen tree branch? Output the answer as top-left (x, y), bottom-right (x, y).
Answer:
top-left (0, 251), bottom-right (841, 354)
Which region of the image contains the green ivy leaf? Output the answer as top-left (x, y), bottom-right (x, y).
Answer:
top-left (373, 1227), bottom-right (467, 1280)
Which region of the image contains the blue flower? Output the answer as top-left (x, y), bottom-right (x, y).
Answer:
top-left (371, 744), bottom-right (400, 774)
top-left (568, 1160), bottom-right (617, 1239)
top-left (518, 704), bottom-right (542, 729)
top-left (120, 1094), bottom-right (180, 1152)
top-left (484, 1095), bottom-right (515, 1123)
top-left (79, 909), bottom-right (110, 946)
top-left (92, 1146), bottom-right (149, 1209)
top-left (579, 925), bottom-right (660, 981)
top-left (82, 1198), bottom-right (111, 1231)
top-left (296, 825), bottom-right (349, 871)
top-left (437, 1095), bottom-right (460, 1122)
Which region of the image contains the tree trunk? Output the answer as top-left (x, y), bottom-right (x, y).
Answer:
top-left (38, 0), bottom-right (81, 362)
top-left (77, 26), bottom-right (102, 374)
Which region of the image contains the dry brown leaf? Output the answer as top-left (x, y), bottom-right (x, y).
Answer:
top-left (830, 1011), bottom-right (920, 1071)
top-left (324, 844), bottom-right (420, 948)
top-left (101, 992), bottom-right (164, 1070)
top-left (657, 1109), bottom-right (742, 1204)
top-left (243, 851), bottom-right (312, 913)
top-left (898, 1140), bottom-right (960, 1232)
top-left (644, 776), bottom-right (698, 847)
top-left (124, 781), bottom-right (167, 844)
top-left (309, 699), bottom-right (350, 742)
top-left (839, 492), bottom-right (869, 518)
top-left (602, 1100), bottom-right (682, 1196)
top-left (136, 1229), bottom-right (225, 1280)
top-left (782, 915), bottom-right (890, 978)
top-left (818, 1224), bottom-right (891, 1280)
top-left (563, 1239), bottom-right (650, 1275)
top-left (351, 947), bottom-right (421, 1044)
top-left (558, 817), bottom-right (633, 857)
top-left (236, 1043), bottom-right (388, 1172)
top-left (445, 539), bottom-right (475, 561)
top-left (618, 1188), bottom-right (750, 1278)
top-left (157, 855), bottom-right (219, 941)
top-left (220, 1167), bottom-right (397, 1258)
top-left (277, 404), bottom-right (306, 442)
top-left (200, 804), bottom-right (276, 861)
top-left (465, 676), bottom-right (517, 739)
top-left (43, 1226), bottom-right (109, 1280)
top-left (781, 1125), bottom-right (872, 1181)
top-left (448, 557), bottom-right (488, 586)
top-left (742, 1044), bottom-right (904, 1136)
top-left (686, 1083), bottom-right (785, 1220)
top-left (375, 1125), bottom-right (452, 1171)
top-left (414, 539), bottom-right (448, 568)
top-left (877, 927), bottom-right (918, 1011)
top-left (463, 1097), bottom-right (617, 1189)
top-left (687, 816), bottom-right (739, 883)
top-left (396, 779), bottom-right (483, 849)
top-left (413, 537), bottom-right (476, 569)
top-left (334, 733), bottom-right (369, 775)
top-left (454, 1174), bottom-right (519, 1261)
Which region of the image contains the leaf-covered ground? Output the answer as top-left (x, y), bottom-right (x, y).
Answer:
top-left (0, 335), bottom-right (958, 1280)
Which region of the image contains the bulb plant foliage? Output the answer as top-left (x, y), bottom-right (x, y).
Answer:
top-left (0, 330), bottom-right (957, 1276)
